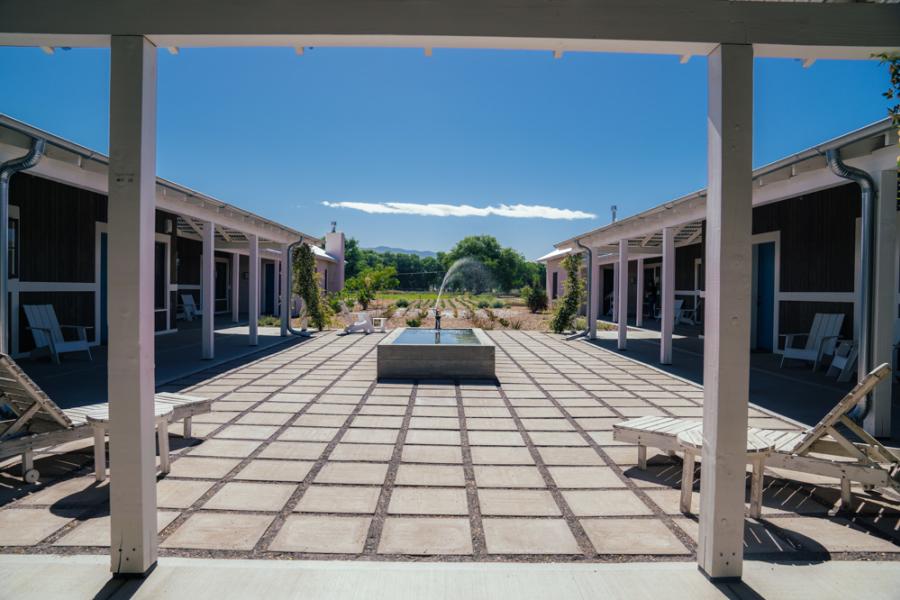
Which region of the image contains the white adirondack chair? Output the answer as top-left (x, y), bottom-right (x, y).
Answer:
top-left (827, 340), bottom-right (858, 382)
top-left (653, 299), bottom-right (684, 323)
top-left (23, 304), bottom-right (92, 364)
top-left (342, 311), bottom-right (376, 335)
top-left (779, 313), bottom-right (844, 370)
top-left (181, 294), bottom-right (202, 321)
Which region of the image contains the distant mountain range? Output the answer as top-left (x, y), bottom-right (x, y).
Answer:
top-left (366, 246), bottom-right (438, 258)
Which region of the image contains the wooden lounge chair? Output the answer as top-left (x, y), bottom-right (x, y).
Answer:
top-left (24, 304), bottom-right (93, 364)
top-left (613, 363), bottom-right (899, 507)
top-left (779, 312), bottom-right (843, 370)
top-left (181, 293), bottom-right (202, 322)
top-left (0, 354), bottom-right (211, 483)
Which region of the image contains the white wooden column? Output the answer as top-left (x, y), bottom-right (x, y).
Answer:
top-left (661, 227), bottom-right (676, 364)
top-left (611, 262), bottom-right (618, 323)
top-left (698, 43), bottom-right (753, 581)
top-left (280, 244), bottom-right (290, 336)
top-left (617, 240), bottom-right (629, 349)
top-left (636, 258), bottom-right (645, 328)
top-left (107, 34), bottom-right (158, 576)
top-left (201, 220), bottom-right (214, 359)
top-left (231, 252), bottom-right (240, 323)
top-left (248, 235), bottom-right (259, 345)
top-left (272, 259), bottom-right (280, 318)
top-left (588, 251), bottom-right (599, 338)
top-left (868, 168), bottom-right (898, 436)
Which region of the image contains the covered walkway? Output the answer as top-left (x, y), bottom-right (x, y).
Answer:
top-left (17, 316), bottom-right (302, 408)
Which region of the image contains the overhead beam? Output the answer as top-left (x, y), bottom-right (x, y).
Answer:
top-left (183, 216), bottom-right (203, 237)
top-left (683, 227), bottom-right (702, 245)
top-left (216, 224), bottom-right (232, 242)
top-left (2, 1), bottom-right (899, 57)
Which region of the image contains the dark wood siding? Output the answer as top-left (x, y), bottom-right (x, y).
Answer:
top-left (675, 243), bottom-right (702, 290)
top-left (754, 182), bottom-right (860, 293)
top-left (176, 237), bottom-right (202, 286)
top-left (9, 173), bottom-right (104, 283)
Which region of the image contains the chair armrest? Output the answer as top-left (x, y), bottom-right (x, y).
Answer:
top-left (779, 333), bottom-right (807, 349)
top-left (26, 326), bottom-right (53, 332)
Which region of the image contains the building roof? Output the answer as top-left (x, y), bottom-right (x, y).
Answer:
top-left (0, 114), bottom-right (320, 246)
top-left (536, 247), bottom-right (573, 263)
top-left (552, 117), bottom-right (896, 254)
top-left (311, 245), bottom-right (338, 262)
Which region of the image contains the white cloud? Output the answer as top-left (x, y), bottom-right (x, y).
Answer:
top-left (321, 201), bottom-right (595, 220)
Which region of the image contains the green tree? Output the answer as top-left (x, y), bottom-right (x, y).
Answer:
top-left (443, 235), bottom-right (536, 292)
top-left (521, 285), bottom-right (548, 313)
top-left (343, 237), bottom-right (364, 279)
top-left (345, 266), bottom-right (400, 310)
top-left (293, 244), bottom-right (328, 330)
top-left (549, 254), bottom-right (584, 333)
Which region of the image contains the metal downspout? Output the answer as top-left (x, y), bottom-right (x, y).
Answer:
top-left (284, 239), bottom-right (312, 337)
top-left (0, 138), bottom-right (45, 355)
top-left (574, 239), bottom-right (593, 339)
top-left (825, 149), bottom-right (876, 420)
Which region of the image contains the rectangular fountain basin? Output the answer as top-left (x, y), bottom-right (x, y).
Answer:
top-left (377, 328), bottom-right (496, 381)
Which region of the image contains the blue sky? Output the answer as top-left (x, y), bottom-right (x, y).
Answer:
top-left (0, 46), bottom-right (890, 259)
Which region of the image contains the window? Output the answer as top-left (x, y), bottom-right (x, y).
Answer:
top-left (552, 272), bottom-right (558, 299)
top-left (7, 217), bottom-right (18, 279)
top-left (154, 241), bottom-right (167, 310)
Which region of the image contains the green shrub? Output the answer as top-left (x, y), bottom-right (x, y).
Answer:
top-left (395, 298), bottom-right (409, 308)
top-left (521, 285), bottom-right (548, 314)
top-left (294, 244), bottom-right (329, 330)
top-left (477, 300), bottom-right (490, 309)
top-left (498, 317), bottom-right (510, 328)
top-left (574, 316), bottom-right (587, 331)
top-left (509, 319), bottom-right (523, 330)
top-left (258, 315), bottom-right (280, 327)
top-left (491, 300), bottom-right (504, 309)
top-left (405, 317), bottom-right (422, 327)
top-left (550, 254), bottom-right (585, 334)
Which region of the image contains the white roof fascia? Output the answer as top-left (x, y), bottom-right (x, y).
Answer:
top-left (536, 247), bottom-right (573, 263)
top-left (556, 118), bottom-right (895, 250)
top-left (0, 114), bottom-right (319, 246)
top-left (311, 245), bottom-right (337, 262)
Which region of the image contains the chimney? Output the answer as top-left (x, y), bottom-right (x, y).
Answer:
top-left (324, 228), bottom-right (345, 292)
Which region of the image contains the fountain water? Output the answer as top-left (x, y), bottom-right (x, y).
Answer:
top-left (432, 257), bottom-right (492, 329)
top-left (378, 257), bottom-right (496, 380)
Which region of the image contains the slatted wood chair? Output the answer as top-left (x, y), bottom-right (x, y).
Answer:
top-left (779, 312), bottom-right (844, 370)
top-left (181, 294), bottom-right (202, 322)
top-left (0, 354), bottom-right (211, 483)
top-left (23, 304), bottom-right (93, 364)
top-left (613, 363), bottom-right (899, 508)
top-left (653, 299), bottom-right (684, 322)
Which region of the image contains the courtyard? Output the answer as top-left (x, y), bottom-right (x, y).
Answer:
top-left (1, 331), bottom-right (897, 563)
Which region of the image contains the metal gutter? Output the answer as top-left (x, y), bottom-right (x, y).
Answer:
top-left (0, 137), bottom-right (45, 355)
